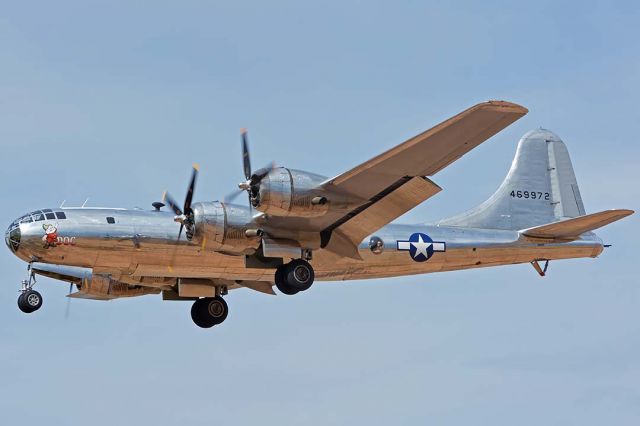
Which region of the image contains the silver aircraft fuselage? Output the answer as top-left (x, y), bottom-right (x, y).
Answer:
top-left (5, 102), bottom-right (631, 328)
top-left (6, 206), bottom-right (603, 287)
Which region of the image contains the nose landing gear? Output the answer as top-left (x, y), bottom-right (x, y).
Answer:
top-left (18, 265), bottom-right (43, 314)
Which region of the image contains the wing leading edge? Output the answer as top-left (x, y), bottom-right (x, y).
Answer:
top-left (323, 100), bottom-right (528, 200)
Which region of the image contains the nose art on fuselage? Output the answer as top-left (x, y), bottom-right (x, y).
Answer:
top-left (6, 209), bottom-right (68, 255)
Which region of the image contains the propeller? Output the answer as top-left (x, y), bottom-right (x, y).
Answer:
top-left (163, 164), bottom-right (199, 240)
top-left (163, 165), bottom-right (199, 271)
top-left (224, 129), bottom-right (275, 206)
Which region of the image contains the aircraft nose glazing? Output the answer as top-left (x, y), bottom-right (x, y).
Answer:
top-left (6, 219), bottom-right (22, 253)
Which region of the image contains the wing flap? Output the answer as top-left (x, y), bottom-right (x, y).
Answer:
top-left (323, 176), bottom-right (442, 258)
top-left (521, 209), bottom-right (634, 239)
top-left (325, 100), bottom-right (528, 199)
top-left (237, 281), bottom-right (277, 295)
top-left (67, 292), bottom-right (113, 301)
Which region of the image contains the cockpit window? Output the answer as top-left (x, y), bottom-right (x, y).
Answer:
top-left (33, 212), bottom-right (45, 221)
top-left (19, 215), bottom-right (33, 223)
top-left (45, 212), bottom-right (56, 220)
top-left (55, 211), bottom-right (66, 219)
top-left (42, 209), bottom-right (53, 213)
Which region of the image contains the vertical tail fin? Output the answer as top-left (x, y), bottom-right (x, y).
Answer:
top-left (439, 129), bottom-right (586, 230)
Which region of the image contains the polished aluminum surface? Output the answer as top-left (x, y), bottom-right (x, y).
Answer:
top-left (4, 103), bottom-right (634, 301)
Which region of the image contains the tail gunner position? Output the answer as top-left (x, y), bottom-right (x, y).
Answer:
top-left (5, 101), bottom-right (633, 328)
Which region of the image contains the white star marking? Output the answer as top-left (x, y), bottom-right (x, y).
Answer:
top-left (397, 233), bottom-right (446, 261)
top-left (411, 234), bottom-right (432, 259)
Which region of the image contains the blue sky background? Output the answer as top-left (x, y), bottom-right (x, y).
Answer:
top-left (1, 1), bottom-right (639, 424)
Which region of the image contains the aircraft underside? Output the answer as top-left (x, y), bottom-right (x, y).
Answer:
top-left (4, 101), bottom-right (633, 328)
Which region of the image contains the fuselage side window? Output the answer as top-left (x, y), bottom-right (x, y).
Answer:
top-left (106, 217), bottom-right (115, 224)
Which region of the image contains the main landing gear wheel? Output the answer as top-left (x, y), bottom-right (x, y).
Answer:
top-left (191, 296), bottom-right (228, 328)
top-left (275, 259), bottom-right (315, 295)
top-left (18, 290), bottom-right (43, 314)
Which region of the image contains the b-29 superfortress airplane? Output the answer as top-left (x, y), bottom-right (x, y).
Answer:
top-left (5, 101), bottom-right (633, 328)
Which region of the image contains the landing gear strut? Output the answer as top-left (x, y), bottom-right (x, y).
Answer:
top-left (275, 259), bottom-right (315, 295)
top-left (190, 296), bottom-right (228, 328)
top-left (18, 265), bottom-right (43, 314)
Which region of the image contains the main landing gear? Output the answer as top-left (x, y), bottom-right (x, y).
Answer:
top-left (188, 258), bottom-right (315, 327)
top-left (18, 265), bottom-right (43, 314)
top-left (191, 296), bottom-right (229, 328)
top-left (274, 259), bottom-right (315, 295)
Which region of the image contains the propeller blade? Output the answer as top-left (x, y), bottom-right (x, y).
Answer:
top-left (167, 223), bottom-right (184, 272)
top-left (183, 164), bottom-right (198, 216)
top-left (64, 282), bottom-right (73, 320)
top-left (236, 130), bottom-right (274, 209)
top-left (164, 164), bottom-right (198, 272)
top-left (241, 129), bottom-right (252, 181)
top-left (224, 188), bottom-right (244, 204)
top-left (251, 161), bottom-right (276, 184)
top-left (177, 223), bottom-right (184, 242)
top-left (163, 192), bottom-right (183, 216)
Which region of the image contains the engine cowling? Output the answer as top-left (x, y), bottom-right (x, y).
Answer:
top-left (191, 201), bottom-right (261, 255)
top-left (253, 168), bottom-right (330, 217)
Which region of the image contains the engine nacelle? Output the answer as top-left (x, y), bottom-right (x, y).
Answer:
top-left (191, 201), bottom-right (261, 255)
top-left (254, 168), bottom-right (330, 217)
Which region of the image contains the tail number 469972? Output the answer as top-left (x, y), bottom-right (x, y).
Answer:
top-left (510, 190), bottom-right (550, 200)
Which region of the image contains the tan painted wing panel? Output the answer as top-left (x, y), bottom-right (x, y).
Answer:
top-left (325, 100), bottom-right (528, 199)
top-left (67, 292), bottom-right (113, 301)
top-left (237, 281), bottom-right (277, 295)
top-left (521, 209), bottom-right (634, 239)
top-left (324, 176), bottom-right (442, 259)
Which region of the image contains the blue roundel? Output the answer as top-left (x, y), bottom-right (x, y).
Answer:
top-left (408, 232), bottom-right (434, 262)
top-left (396, 232), bottom-right (446, 263)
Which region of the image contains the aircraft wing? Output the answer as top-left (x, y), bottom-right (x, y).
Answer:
top-left (323, 100), bottom-right (528, 200)
top-left (265, 101), bottom-right (526, 256)
top-left (314, 101), bottom-right (527, 257)
top-left (321, 176), bottom-right (441, 259)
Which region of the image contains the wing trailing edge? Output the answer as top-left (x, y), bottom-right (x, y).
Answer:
top-left (322, 176), bottom-right (442, 259)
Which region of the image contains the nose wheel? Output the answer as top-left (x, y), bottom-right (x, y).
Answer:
top-left (17, 265), bottom-right (43, 314)
top-left (18, 290), bottom-right (43, 313)
top-left (191, 296), bottom-right (229, 328)
top-left (275, 259), bottom-right (315, 295)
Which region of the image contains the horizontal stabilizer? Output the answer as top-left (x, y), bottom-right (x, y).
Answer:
top-left (521, 209), bottom-right (634, 239)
